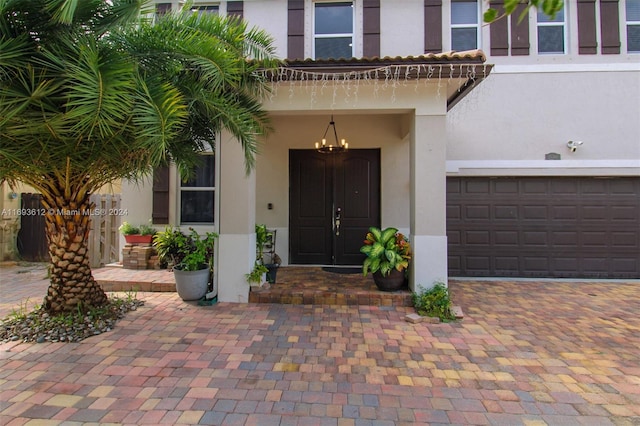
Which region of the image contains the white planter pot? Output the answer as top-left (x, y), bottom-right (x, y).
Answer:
top-left (173, 266), bottom-right (209, 301)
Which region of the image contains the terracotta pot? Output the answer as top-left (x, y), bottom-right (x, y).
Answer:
top-left (124, 234), bottom-right (153, 245)
top-left (372, 269), bottom-right (407, 292)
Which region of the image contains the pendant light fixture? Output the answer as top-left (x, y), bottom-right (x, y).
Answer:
top-left (315, 115), bottom-right (348, 154)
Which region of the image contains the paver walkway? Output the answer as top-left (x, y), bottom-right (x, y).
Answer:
top-left (1, 263), bottom-right (639, 425)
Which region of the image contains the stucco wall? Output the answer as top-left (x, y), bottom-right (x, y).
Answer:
top-left (255, 113), bottom-right (412, 266)
top-left (446, 69), bottom-right (640, 176)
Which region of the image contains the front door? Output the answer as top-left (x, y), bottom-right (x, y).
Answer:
top-left (289, 149), bottom-right (380, 265)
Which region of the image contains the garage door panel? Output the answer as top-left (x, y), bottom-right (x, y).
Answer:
top-left (612, 232), bottom-right (637, 247)
top-left (583, 232), bottom-right (608, 247)
top-left (447, 205), bottom-right (462, 220)
top-left (447, 177), bottom-right (640, 278)
top-left (582, 206), bottom-right (608, 220)
top-left (611, 206), bottom-right (638, 221)
top-left (522, 205), bottom-right (548, 220)
top-left (551, 206), bottom-right (578, 220)
top-left (465, 231), bottom-right (490, 245)
top-left (523, 256), bottom-right (549, 272)
top-left (465, 205), bottom-right (490, 220)
top-left (466, 256), bottom-right (491, 271)
top-left (552, 231), bottom-right (578, 247)
top-left (495, 231), bottom-right (518, 245)
top-left (495, 205), bottom-right (518, 220)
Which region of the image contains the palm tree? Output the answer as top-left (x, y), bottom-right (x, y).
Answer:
top-left (0, 0), bottom-right (278, 313)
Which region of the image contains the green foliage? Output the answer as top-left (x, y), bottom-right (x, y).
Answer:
top-left (153, 227), bottom-right (217, 272)
top-left (119, 221), bottom-right (155, 236)
top-left (246, 262), bottom-right (269, 284)
top-left (412, 283), bottom-right (455, 321)
top-left (138, 222), bottom-right (156, 236)
top-left (360, 227), bottom-right (411, 277)
top-left (484, 0), bottom-right (564, 24)
top-left (118, 221), bottom-right (140, 236)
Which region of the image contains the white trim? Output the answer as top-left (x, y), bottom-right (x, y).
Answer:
top-left (447, 159), bottom-right (640, 174)
top-left (492, 62), bottom-right (640, 74)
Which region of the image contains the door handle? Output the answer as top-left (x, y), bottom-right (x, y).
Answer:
top-left (335, 207), bottom-right (341, 236)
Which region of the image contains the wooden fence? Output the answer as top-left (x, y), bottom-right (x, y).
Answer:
top-left (18, 193), bottom-right (121, 267)
top-left (88, 194), bottom-right (121, 268)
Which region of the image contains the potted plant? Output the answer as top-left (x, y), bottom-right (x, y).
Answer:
top-left (119, 220), bottom-right (155, 244)
top-left (154, 227), bottom-right (217, 301)
top-left (360, 226), bottom-right (411, 291)
top-left (255, 224), bottom-right (280, 284)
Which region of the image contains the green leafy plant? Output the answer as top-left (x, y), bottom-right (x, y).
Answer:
top-left (138, 221), bottom-right (156, 236)
top-left (360, 227), bottom-right (411, 277)
top-left (153, 227), bottom-right (217, 272)
top-left (118, 221), bottom-right (140, 236)
top-left (412, 283), bottom-right (455, 321)
top-left (119, 221), bottom-right (155, 236)
top-left (246, 262), bottom-right (269, 284)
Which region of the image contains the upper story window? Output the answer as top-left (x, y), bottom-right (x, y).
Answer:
top-left (155, 3), bottom-right (171, 20)
top-left (537, 4), bottom-right (566, 54)
top-left (191, 4), bottom-right (219, 15)
top-left (314, 2), bottom-right (354, 59)
top-left (180, 154), bottom-right (215, 224)
top-left (627, 0), bottom-right (640, 52)
top-left (451, 0), bottom-right (479, 51)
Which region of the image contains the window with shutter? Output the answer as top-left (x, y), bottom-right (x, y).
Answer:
top-left (227, 1), bottom-right (243, 19)
top-left (424, 0), bottom-right (443, 53)
top-left (180, 155), bottom-right (215, 225)
top-left (600, 0), bottom-right (621, 54)
top-left (451, 0), bottom-right (479, 51)
top-left (536, 3), bottom-right (566, 54)
top-left (363, 0), bottom-right (380, 58)
top-left (627, 0), bottom-right (640, 52)
top-left (577, 0), bottom-right (597, 54)
top-left (288, 0), bottom-right (305, 59)
top-left (314, 2), bottom-right (354, 59)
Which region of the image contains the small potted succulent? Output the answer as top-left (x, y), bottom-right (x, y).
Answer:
top-left (360, 226), bottom-right (411, 291)
top-left (119, 220), bottom-right (156, 244)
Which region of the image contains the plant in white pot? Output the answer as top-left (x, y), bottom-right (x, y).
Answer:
top-left (154, 227), bottom-right (217, 301)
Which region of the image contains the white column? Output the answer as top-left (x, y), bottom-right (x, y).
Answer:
top-left (216, 131), bottom-right (256, 302)
top-left (410, 113), bottom-right (448, 290)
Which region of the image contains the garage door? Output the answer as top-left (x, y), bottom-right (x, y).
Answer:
top-left (447, 177), bottom-right (640, 278)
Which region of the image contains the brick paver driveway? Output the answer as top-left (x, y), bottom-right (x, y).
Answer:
top-left (1, 265), bottom-right (639, 425)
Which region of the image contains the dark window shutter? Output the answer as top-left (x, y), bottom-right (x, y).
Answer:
top-left (600, 0), bottom-right (621, 54)
top-left (510, 1), bottom-right (530, 55)
top-left (152, 166), bottom-right (170, 225)
top-left (227, 1), bottom-right (243, 19)
top-left (577, 0), bottom-right (597, 54)
top-left (424, 0), bottom-right (443, 53)
top-left (288, 0), bottom-right (305, 60)
top-left (156, 3), bottom-right (171, 15)
top-left (489, 0), bottom-right (509, 56)
top-left (363, 0), bottom-right (381, 58)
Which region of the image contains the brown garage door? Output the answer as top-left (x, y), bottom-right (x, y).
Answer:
top-left (447, 177), bottom-right (640, 278)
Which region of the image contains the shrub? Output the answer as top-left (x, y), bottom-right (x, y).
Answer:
top-left (412, 283), bottom-right (455, 321)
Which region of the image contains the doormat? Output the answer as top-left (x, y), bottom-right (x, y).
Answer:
top-left (321, 267), bottom-right (362, 275)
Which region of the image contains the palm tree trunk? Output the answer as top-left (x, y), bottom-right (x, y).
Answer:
top-left (41, 192), bottom-right (107, 314)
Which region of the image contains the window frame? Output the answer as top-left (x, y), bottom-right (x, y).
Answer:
top-left (312, 1), bottom-right (355, 60)
top-left (626, 0), bottom-right (640, 53)
top-left (536, 3), bottom-right (567, 54)
top-left (450, 0), bottom-right (480, 52)
top-left (190, 4), bottom-right (219, 15)
top-left (179, 154), bottom-right (216, 225)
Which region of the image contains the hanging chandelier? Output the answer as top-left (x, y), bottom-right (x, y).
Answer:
top-left (315, 115), bottom-right (348, 154)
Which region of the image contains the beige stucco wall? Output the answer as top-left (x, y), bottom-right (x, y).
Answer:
top-left (255, 113), bottom-right (413, 265)
top-left (447, 69), bottom-right (640, 176)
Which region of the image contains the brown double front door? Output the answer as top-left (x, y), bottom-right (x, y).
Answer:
top-left (289, 149), bottom-right (380, 266)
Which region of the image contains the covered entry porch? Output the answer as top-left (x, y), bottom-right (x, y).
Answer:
top-left (216, 53), bottom-right (492, 302)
